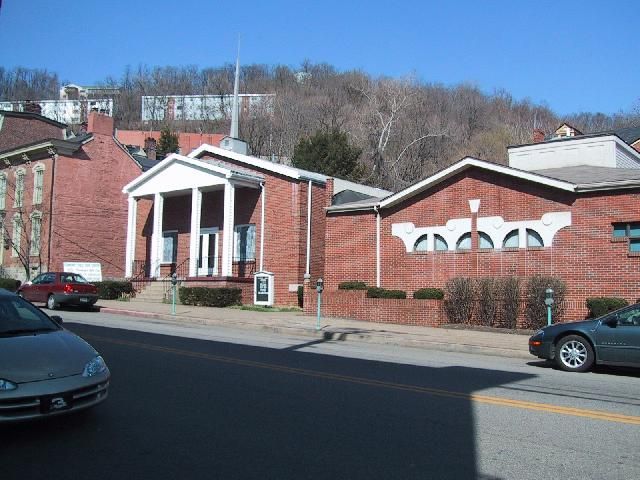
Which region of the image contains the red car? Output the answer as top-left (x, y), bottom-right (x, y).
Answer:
top-left (17, 272), bottom-right (99, 310)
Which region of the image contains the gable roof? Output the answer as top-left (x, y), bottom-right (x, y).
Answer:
top-left (613, 126), bottom-right (640, 145)
top-left (122, 153), bottom-right (264, 194)
top-left (0, 110), bottom-right (67, 129)
top-left (328, 157), bottom-right (640, 213)
top-left (188, 144), bottom-right (328, 184)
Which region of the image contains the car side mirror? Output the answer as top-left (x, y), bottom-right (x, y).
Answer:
top-left (50, 315), bottom-right (63, 325)
top-left (603, 316), bottom-right (618, 328)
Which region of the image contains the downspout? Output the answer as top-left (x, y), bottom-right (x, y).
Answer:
top-left (259, 182), bottom-right (265, 272)
top-left (47, 152), bottom-right (57, 272)
top-left (305, 180), bottom-right (312, 277)
top-left (374, 205), bottom-right (381, 288)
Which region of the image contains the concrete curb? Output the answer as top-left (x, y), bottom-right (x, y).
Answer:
top-left (98, 307), bottom-right (532, 360)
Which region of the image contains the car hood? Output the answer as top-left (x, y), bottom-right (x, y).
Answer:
top-left (543, 318), bottom-right (600, 334)
top-left (0, 330), bottom-right (98, 383)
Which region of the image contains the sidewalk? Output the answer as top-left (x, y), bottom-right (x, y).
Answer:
top-left (92, 299), bottom-right (534, 360)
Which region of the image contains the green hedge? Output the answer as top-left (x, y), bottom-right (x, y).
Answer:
top-left (179, 287), bottom-right (242, 307)
top-left (0, 278), bottom-right (21, 291)
top-left (586, 297), bottom-right (628, 318)
top-left (366, 287), bottom-right (406, 299)
top-left (94, 281), bottom-right (134, 300)
top-left (413, 288), bottom-right (444, 300)
top-left (338, 281), bottom-right (368, 290)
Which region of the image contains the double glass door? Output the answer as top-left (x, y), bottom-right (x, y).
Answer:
top-left (197, 228), bottom-right (219, 276)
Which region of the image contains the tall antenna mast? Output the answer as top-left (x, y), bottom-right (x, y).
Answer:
top-left (230, 36), bottom-right (241, 139)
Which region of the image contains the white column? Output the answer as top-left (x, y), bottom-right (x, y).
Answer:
top-left (125, 196), bottom-right (137, 277)
top-left (221, 181), bottom-right (235, 276)
top-left (305, 180), bottom-right (311, 277)
top-left (150, 192), bottom-right (164, 278)
top-left (189, 188), bottom-right (202, 277)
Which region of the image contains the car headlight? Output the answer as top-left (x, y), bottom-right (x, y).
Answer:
top-left (0, 379), bottom-right (17, 391)
top-left (82, 356), bottom-right (107, 377)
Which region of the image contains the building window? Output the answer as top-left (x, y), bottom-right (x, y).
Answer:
top-left (32, 165), bottom-right (44, 205)
top-left (0, 174), bottom-right (6, 210)
top-left (479, 232), bottom-right (494, 249)
top-left (526, 229), bottom-right (544, 247)
top-left (11, 215), bottom-right (21, 257)
top-left (414, 235), bottom-right (429, 252)
top-left (234, 224), bottom-right (256, 261)
top-left (456, 233), bottom-right (471, 250)
top-left (434, 234), bottom-right (448, 251)
top-left (503, 229), bottom-right (519, 248)
top-left (14, 169), bottom-right (25, 208)
top-left (162, 231), bottom-right (178, 263)
top-left (613, 222), bottom-right (640, 253)
top-left (30, 212), bottom-right (42, 256)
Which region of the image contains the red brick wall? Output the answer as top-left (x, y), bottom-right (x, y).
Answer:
top-left (303, 287), bottom-right (447, 326)
top-left (0, 114), bottom-right (65, 152)
top-left (324, 168), bottom-right (640, 321)
top-left (50, 132), bottom-right (141, 279)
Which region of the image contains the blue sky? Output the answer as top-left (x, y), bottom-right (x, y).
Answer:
top-left (1, 0), bottom-right (638, 116)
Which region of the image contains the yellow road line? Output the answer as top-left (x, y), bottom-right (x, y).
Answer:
top-left (88, 334), bottom-right (640, 426)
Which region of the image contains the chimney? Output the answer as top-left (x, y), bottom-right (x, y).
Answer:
top-left (24, 101), bottom-right (42, 115)
top-left (144, 137), bottom-right (157, 161)
top-left (533, 129), bottom-right (545, 143)
top-left (87, 111), bottom-right (114, 136)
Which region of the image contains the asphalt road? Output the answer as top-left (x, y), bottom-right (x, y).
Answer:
top-left (2, 312), bottom-right (639, 480)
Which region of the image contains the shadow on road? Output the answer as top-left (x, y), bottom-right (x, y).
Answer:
top-left (1, 323), bottom-right (536, 480)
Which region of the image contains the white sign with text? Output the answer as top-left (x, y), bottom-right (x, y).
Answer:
top-left (63, 262), bottom-right (103, 282)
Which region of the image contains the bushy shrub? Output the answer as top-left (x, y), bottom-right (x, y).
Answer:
top-left (94, 281), bottom-right (134, 300)
top-left (524, 276), bottom-right (567, 329)
top-left (0, 278), bottom-right (21, 291)
top-left (497, 276), bottom-right (520, 329)
top-left (179, 287), bottom-right (242, 307)
top-left (476, 277), bottom-right (498, 327)
top-left (586, 297), bottom-right (628, 318)
top-left (413, 288), bottom-right (444, 300)
top-left (366, 287), bottom-right (406, 299)
top-left (338, 281), bottom-right (368, 290)
top-left (444, 277), bottom-right (475, 324)
top-left (297, 285), bottom-right (304, 308)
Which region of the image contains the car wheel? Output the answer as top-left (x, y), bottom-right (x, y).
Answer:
top-left (47, 295), bottom-right (57, 310)
top-left (555, 335), bottom-right (594, 372)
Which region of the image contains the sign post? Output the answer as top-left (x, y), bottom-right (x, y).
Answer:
top-left (254, 271), bottom-right (274, 306)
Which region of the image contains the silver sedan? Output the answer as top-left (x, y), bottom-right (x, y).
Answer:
top-left (0, 289), bottom-right (110, 422)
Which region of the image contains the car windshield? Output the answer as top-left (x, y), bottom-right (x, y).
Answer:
top-left (0, 296), bottom-right (59, 336)
top-left (61, 273), bottom-right (89, 283)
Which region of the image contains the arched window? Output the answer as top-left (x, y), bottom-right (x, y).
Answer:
top-left (456, 232), bottom-right (471, 250)
top-left (503, 229), bottom-right (519, 248)
top-left (434, 234), bottom-right (448, 251)
top-left (479, 232), bottom-right (494, 249)
top-left (526, 229), bottom-right (544, 247)
top-left (414, 235), bottom-right (429, 252)
top-left (32, 164), bottom-right (45, 205)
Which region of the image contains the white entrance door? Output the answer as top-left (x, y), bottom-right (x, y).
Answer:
top-left (197, 228), bottom-right (218, 276)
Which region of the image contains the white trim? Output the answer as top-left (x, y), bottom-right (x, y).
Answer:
top-left (306, 180), bottom-right (311, 276)
top-left (188, 144), bottom-right (328, 184)
top-left (122, 153), bottom-right (262, 195)
top-left (260, 183), bottom-right (266, 272)
top-left (375, 206), bottom-right (381, 288)
top-left (125, 196), bottom-right (137, 277)
top-left (188, 188), bottom-right (202, 277)
top-left (221, 181), bottom-right (235, 276)
top-left (379, 157), bottom-right (576, 210)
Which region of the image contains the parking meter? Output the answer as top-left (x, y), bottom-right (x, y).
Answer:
top-left (545, 288), bottom-right (554, 325)
top-left (170, 273), bottom-right (178, 315)
top-left (316, 278), bottom-right (324, 330)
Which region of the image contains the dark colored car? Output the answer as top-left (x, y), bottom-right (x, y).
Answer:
top-left (529, 302), bottom-right (640, 372)
top-left (0, 289), bottom-right (109, 422)
top-left (17, 272), bottom-right (99, 310)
